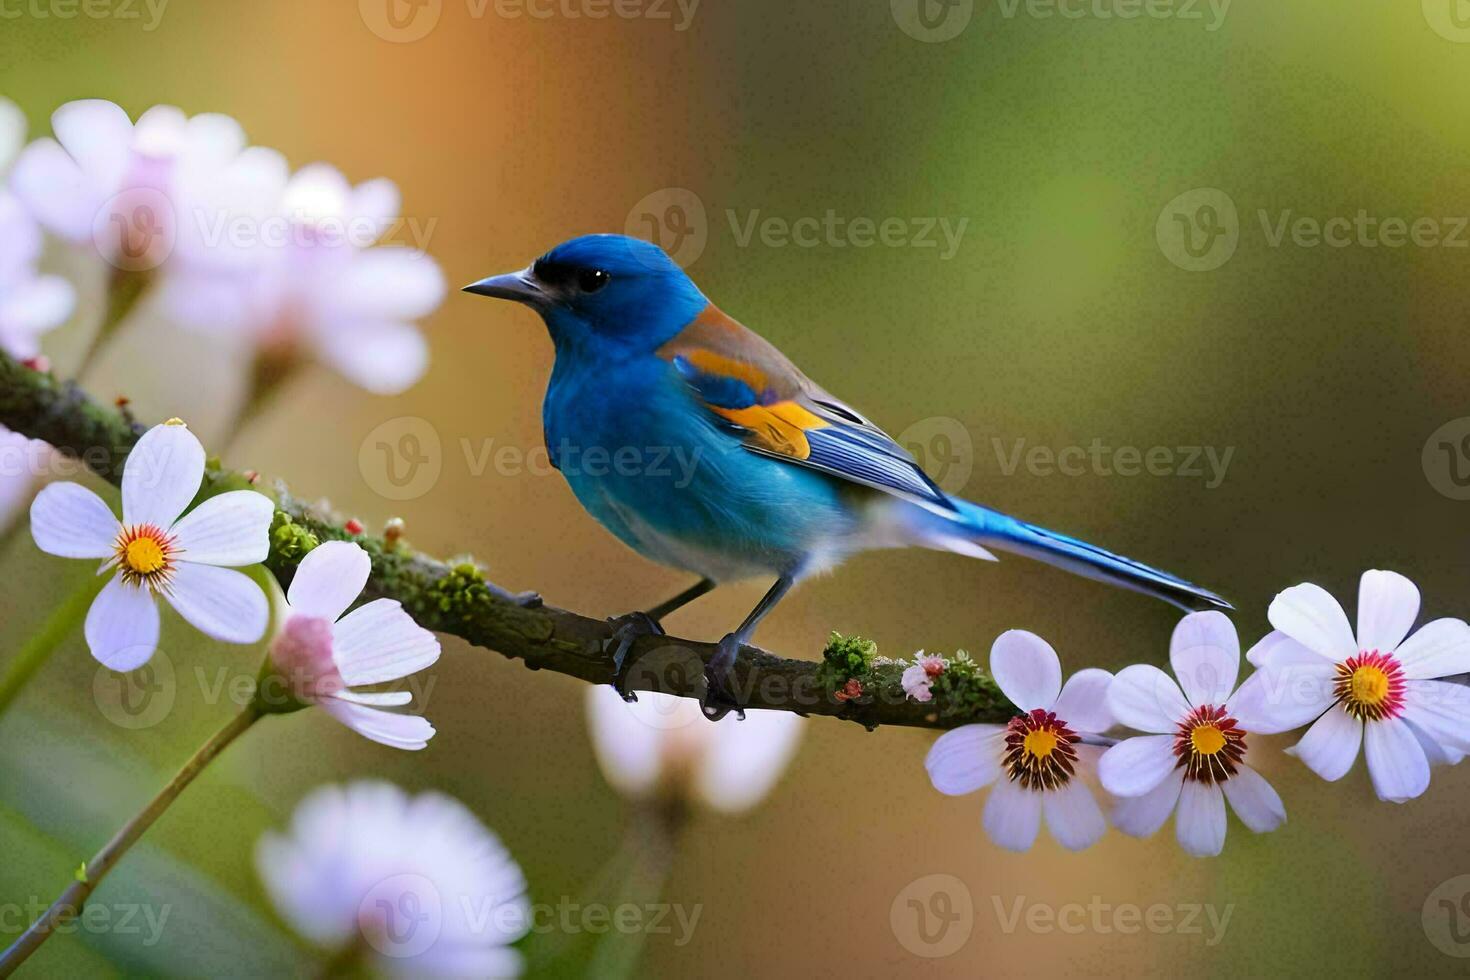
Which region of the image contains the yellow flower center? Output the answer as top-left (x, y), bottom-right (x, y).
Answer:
top-left (114, 524), bottom-right (175, 588)
top-left (1022, 728), bottom-right (1058, 760)
top-left (1350, 665), bottom-right (1389, 707)
top-left (124, 536), bottom-right (166, 574)
top-left (1189, 724), bottom-right (1227, 756)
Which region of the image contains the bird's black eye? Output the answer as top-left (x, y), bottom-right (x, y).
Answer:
top-left (578, 268), bottom-right (610, 293)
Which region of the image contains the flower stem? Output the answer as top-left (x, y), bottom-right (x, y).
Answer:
top-left (75, 269), bottom-right (151, 380)
top-left (0, 704), bottom-right (261, 976)
top-left (0, 574), bottom-right (106, 721)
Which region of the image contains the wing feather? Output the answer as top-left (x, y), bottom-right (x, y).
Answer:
top-left (659, 305), bottom-right (955, 510)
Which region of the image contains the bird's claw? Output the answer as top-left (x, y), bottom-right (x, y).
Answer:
top-left (602, 611), bottom-right (665, 701)
top-left (700, 634), bottom-right (746, 722)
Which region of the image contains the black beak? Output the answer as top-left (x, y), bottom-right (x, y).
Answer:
top-left (462, 269), bottom-right (548, 308)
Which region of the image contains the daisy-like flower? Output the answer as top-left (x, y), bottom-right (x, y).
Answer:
top-left (259, 540), bottom-right (440, 750)
top-left (585, 685), bottom-right (803, 814)
top-left (159, 162), bottom-right (444, 395)
top-left (256, 781), bottom-right (529, 977)
top-left (901, 651), bottom-right (947, 703)
top-left (1097, 612), bottom-right (1286, 857)
top-left (924, 631), bottom-right (1113, 852)
top-left (1243, 570), bottom-right (1470, 803)
top-left (9, 99), bottom-right (256, 274)
top-left (28, 420), bottom-right (273, 669)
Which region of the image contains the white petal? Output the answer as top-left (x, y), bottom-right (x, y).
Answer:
top-left (30, 482), bottom-right (118, 558)
top-left (333, 689), bottom-right (412, 707)
top-left (348, 178), bottom-right (399, 239)
top-left (1356, 569), bottom-right (1420, 655)
top-left (1111, 768), bottom-right (1183, 837)
top-left (287, 540), bottom-right (371, 622)
top-left (163, 562), bottom-right (268, 644)
top-left (693, 708), bottom-right (805, 814)
top-left (321, 698), bottom-right (434, 750)
top-left (1220, 765), bottom-right (1286, 833)
top-left (9, 139), bottom-right (98, 241)
top-left (1401, 680), bottom-right (1470, 754)
top-left (84, 575), bottom-right (159, 670)
top-left (1245, 629), bottom-right (1319, 668)
top-left (332, 598), bottom-right (439, 686)
top-left (1175, 781), bottom-right (1226, 857)
top-left (314, 318), bottom-right (429, 395)
top-left (0, 275), bottom-right (76, 342)
top-left (1405, 717), bottom-right (1465, 768)
top-left (122, 423), bottom-right (206, 529)
top-left (52, 99), bottom-right (132, 187)
top-left (1051, 668), bottom-right (1113, 735)
top-left (283, 162), bottom-right (351, 222)
top-left (323, 248), bottom-right (445, 321)
top-left (1098, 735), bottom-right (1178, 797)
top-left (1393, 619), bottom-right (1470, 680)
top-left (989, 630), bottom-right (1061, 711)
top-left (1226, 657), bottom-right (1336, 735)
top-left (1287, 704), bottom-right (1362, 782)
top-left (1267, 583), bottom-right (1357, 660)
top-left (0, 97), bottom-right (23, 171)
top-left (1170, 611), bottom-right (1240, 707)
top-left (1041, 780), bottom-right (1106, 851)
top-left (1363, 717), bottom-right (1431, 803)
top-left (1107, 664), bottom-right (1189, 734)
top-left (169, 490), bottom-right (273, 566)
top-left (925, 724), bottom-right (1005, 795)
top-left (982, 779), bottom-right (1042, 853)
top-left (584, 686), bottom-right (674, 798)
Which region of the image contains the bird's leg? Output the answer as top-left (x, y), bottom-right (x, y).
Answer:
top-left (702, 575), bottom-right (795, 722)
top-left (603, 578), bottom-right (716, 702)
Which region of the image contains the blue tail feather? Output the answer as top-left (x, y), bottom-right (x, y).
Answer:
top-left (947, 499), bottom-right (1231, 612)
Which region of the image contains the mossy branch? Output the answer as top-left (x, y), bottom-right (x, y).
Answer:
top-left (0, 352), bottom-right (1014, 730)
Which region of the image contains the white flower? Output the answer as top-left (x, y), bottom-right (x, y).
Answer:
top-left (28, 420), bottom-right (273, 669)
top-left (584, 685), bottom-right (803, 814)
top-left (263, 540), bottom-right (439, 750)
top-left (0, 429), bottom-right (54, 530)
top-left (256, 781), bottom-right (529, 978)
top-left (158, 162), bottom-right (444, 394)
top-left (0, 99), bottom-right (76, 359)
top-left (1241, 569), bottom-right (1470, 803)
top-left (9, 99), bottom-right (257, 274)
top-left (1097, 612), bottom-right (1287, 858)
top-left (901, 652), bottom-right (947, 703)
top-left (925, 631), bottom-right (1113, 852)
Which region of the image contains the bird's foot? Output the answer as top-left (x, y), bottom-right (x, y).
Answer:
top-left (701, 633), bottom-right (746, 722)
top-left (601, 611), bottom-right (665, 702)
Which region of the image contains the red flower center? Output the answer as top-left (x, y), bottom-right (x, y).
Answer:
top-left (1334, 650), bottom-right (1405, 721)
top-left (1002, 709), bottom-right (1080, 791)
top-left (1173, 704), bottom-right (1246, 783)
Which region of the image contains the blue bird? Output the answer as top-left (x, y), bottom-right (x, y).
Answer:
top-left (466, 234), bottom-right (1228, 718)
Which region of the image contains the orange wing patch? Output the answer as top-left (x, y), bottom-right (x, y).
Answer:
top-left (712, 401), bottom-right (828, 459)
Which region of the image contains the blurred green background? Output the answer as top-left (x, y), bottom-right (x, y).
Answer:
top-left (5, 0), bottom-right (1470, 975)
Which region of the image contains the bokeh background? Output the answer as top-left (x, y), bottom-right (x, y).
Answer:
top-left (5, 0), bottom-right (1470, 975)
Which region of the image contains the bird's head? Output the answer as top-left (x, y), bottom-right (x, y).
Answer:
top-left (463, 234), bottom-right (707, 354)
